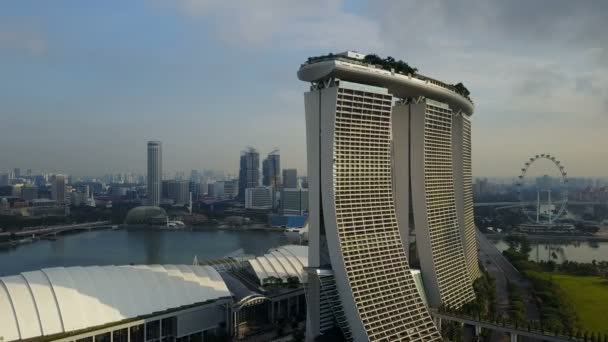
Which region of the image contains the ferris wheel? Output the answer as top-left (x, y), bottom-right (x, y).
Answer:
top-left (516, 154), bottom-right (568, 224)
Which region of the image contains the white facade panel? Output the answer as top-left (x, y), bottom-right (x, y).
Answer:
top-left (0, 265), bottom-right (230, 341)
top-left (2, 275), bottom-right (42, 339)
top-left (21, 270), bottom-right (63, 336)
top-left (42, 267), bottom-right (88, 332)
top-left (0, 282), bottom-right (21, 341)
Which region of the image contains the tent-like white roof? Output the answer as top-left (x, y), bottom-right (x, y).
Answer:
top-left (0, 265), bottom-right (230, 341)
top-left (248, 245), bottom-right (308, 284)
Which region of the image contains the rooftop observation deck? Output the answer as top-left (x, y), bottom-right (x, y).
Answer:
top-left (298, 56), bottom-right (475, 116)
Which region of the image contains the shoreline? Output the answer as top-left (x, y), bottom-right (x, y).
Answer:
top-left (0, 223), bottom-right (288, 249)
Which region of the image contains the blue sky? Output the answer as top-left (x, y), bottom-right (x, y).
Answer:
top-left (1, 0), bottom-right (607, 177)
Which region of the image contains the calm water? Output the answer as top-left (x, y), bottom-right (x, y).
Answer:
top-left (0, 229), bottom-right (289, 276)
top-left (493, 239), bottom-right (608, 263)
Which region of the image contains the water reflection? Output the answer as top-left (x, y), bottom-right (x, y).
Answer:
top-left (0, 228), bottom-right (289, 276)
top-left (494, 239), bottom-right (608, 263)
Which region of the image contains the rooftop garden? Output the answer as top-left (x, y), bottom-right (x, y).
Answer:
top-left (305, 52), bottom-right (472, 101)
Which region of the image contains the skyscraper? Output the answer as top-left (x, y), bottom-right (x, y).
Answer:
top-left (262, 150), bottom-right (281, 187)
top-left (166, 180), bottom-right (190, 205)
top-left (299, 52), bottom-right (478, 341)
top-left (282, 169), bottom-right (298, 189)
top-left (51, 175), bottom-right (67, 205)
top-left (147, 141), bottom-right (162, 206)
top-left (238, 147), bottom-right (259, 200)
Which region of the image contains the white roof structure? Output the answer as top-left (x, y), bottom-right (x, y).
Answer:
top-left (248, 245), bottom-right (308, 283)
top-left (0, 265), bottom-right (230, 341)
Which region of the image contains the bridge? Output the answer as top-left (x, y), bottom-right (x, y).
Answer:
top-left (0, 221), bottom-right (113, 239)
top-left (431, 311), bottom-right (589, 342)
top-left (474, 201), bottom-right (606, 207)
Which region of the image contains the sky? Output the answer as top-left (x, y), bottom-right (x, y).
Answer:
top-left (1, 0), bottom-right (607, 178)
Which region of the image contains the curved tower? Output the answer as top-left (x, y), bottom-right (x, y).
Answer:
top-left (299, 52), bottom-right (478, 341)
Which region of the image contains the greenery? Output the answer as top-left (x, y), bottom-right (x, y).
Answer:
top-left (460, 266), bottom-right (497, 320)
top-left (453, 82), bottom-right (471, 98)
top-left (506, 281), bottom-right (526, 323)
top-left (262, 276), bottom-right (284, 288)
top-left (362, 54), bottom-right (418, 75)
top-left (500, 233), bottom-right (593, 335)
top-left (306, 52), bottom-right (472, 99)
top-left (551, 274), bottom-right (608, 334)
top-left (441, 321), bottom-right (464, 342)
top-left (286, 276), bottom-right (300, 288)
top-left (526, 271), bottom-right (580, 334)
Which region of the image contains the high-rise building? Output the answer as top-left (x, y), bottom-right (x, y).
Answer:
top-left (51, 175), bottom-right (67, 205)
top-left (223, 180), bottom-right (239, 199)
top-left (408, 100), bottom-right (477, 307)
top-left (262, 151), bottom-right (281, 187)
top-left (0, 173), bottom-right (9, 186)
top-left (147, 141), bottom-right (162, 206)
top-left (166, 180), bottom-right (190, 205)
top-left (281, 188), bottom-right (308, 215)
top-left (299, 52), bottom-right (479, 341)
top-left (238, 148), bottom-right (259, 201)
top-left (13, 168), bottom-right (21, 179)
top-left (21, 185), bottom-right (39, 201)
top-left (244, 187), bottom-right (273, 210)
top-left (282, 169), bottom-right (298, 189)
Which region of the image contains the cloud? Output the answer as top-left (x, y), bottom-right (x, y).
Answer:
top-left (153, 0), bottom-right (383, 51)
top-left (0, 29), bottom-right (47, 55)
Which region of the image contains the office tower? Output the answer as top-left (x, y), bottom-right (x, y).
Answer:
top-left (262, 150), bottom-right (281, 187)
top-left (281, 188), bottom-right (308, 215)
top-left (299, 52), bottom-right (478, 341)
top-left (282, 169), bottom-right (298, 189)
top-left (238, 148), bottom-right (259, 201)
top-left (0, 173), bottom-right (8, 186)
top-left (223, 180), bottom-right (239, 199)
top-left (21, 185), bottom-right (39, 201)
top-left (147, 141), bottom-right (162, 206)
top-left (166, 180), bottom-right (190, 205)
top-left (13, 168), bottom-right (21, 179)
top-left (190, 169), bottom-right (200, 183)
top-left (51, 175), bottom-right (67, 204)
top-left (244, 187), bottom-right (273, 210)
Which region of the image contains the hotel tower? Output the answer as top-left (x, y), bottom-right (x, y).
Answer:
top-left (298, 51), bottom-right (479, 341)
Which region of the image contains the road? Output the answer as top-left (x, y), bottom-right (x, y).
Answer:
top-left (0, 221), bottom-right (112, 238)
top-left (477, 231), bottom-right (540, 321)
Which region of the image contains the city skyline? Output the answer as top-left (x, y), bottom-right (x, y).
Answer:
top-left (1, 1), bottom-right (608, 178)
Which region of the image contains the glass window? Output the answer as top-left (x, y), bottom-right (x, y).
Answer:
top-left (113, 328), bottom-right (128, 342)
top-left (146, 320), bottom-right (160, 341)
top-left (190, 332), bottom-right (202, 342)
top-left (94, 332), bottom-right (110, 342)
top-left (161, 317), bottom-right (176, 337)
top-left (76, 337), bottom-right (93, 342)
top-left (130, 324), bottom-right (145, 342)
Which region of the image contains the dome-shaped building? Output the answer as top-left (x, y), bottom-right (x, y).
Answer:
top-left (124, 206), bottom-right (167, 225)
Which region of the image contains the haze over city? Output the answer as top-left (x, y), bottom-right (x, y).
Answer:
top-left (1, 0), bottom-right (606, 178)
